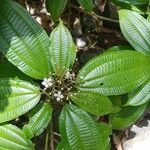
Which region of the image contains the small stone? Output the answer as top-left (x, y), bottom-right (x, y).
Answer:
top-left (123, 120), bottom-right (150, 150)
top-left (76, 38), bottom-right (86, 48)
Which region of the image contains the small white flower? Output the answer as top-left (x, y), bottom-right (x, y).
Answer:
top-left (65, 71), bottom-right (75, 80)
top-left (42, 77), bottom-right (53, 89)
top-left (54, 91), bottom-right (64, 101)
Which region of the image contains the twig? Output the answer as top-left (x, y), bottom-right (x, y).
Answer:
top-left (44, 132), bottom-right (49, 150)
top-left (50, 121), bottom-right (55, 150)
top-left (70, 4), bottom-right (119, 23)
top-left (51, 131), bottom-right (61, 137)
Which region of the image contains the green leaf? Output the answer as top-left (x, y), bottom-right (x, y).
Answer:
top-left (22, 103), bottom-right (52, 139)
top-left (57, 103), bottom-right (71, 150)
top-left (119, 9), bottom-right (150, 55)
top-left (56, 141), bottom-right (70, 150)
top-left (125, 79), bottom-right (150, 106)
top-left (0, 79), bottom-right (41, 123)
top-left (96, 123), bottom-right (112, 150)
top-left (147, 13), bottom-right (150, 22)
top-left (59, 104), bottom-right (104, 150)
top-left (46, 0), bottom-right (67, 22)
top-left (76, 50), bottom-right (150, 96)
top-left (49, 21), bottom-right (76, 77)
top-left (0, 0), bottom-right (52, 79)
top-left (70, 91), bottom-right (113, 116)
top-left (0, 124), bottom-right (33, 150)
top-left (0, 58), bottom-right (32, 81)
top-left (110, 103), bottom-right (148, 129)
top-left (112, 0), bottom-right (149, 5)
top-left (77, 0), bottom-right (94, 12)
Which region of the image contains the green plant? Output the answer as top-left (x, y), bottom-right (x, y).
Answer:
top-left (46, 0), bottom-right (94, 22)
top-left (111, 0), bottom-right (150, 14)
top-left (0, 0), bottom-right (150, 149)
top-left (112, 0), bottom-right (149, 5)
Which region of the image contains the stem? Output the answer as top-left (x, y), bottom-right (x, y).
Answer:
top-left (44, 132), bottom-right (49, 150)
top-left (50, 121), bottom-right (55, 150)
top-left (52, 131), bottom-right (61, 137)
top-left (40, 89), bottom-right (51, 99)
top-left (70, 4), bottom-right (119, 23)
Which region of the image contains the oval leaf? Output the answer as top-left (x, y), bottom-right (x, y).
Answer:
top-left (125, 79), bottom-right (150, 106)
top-left (96, 123), bottom-right (112, 150)
top-left (59, 104), bottom-right (104, 150)
top-left (22, 103), bottom-right (52, 139)
top-left (0, 58), bottom-right (32, 81)
top-left (110, 103), bottom-right (148, 130)
top-left (46, 0), bottom-right (67, 22)
top-left (0, 124), bottom-right (33, 150)
top-left (77, 0), bottom-right (94, 12)
top-left (119, 9), bottom-right (150, 55)
top-left (0, 0), bottom-right (52, 79)
top-left (49, 21), bottom-right (76, 77)
top-left (56, 141), bottom-right (70, 150)
top-left (76, 51), bottom-right (150, 96)
top-left (113, 0), bottom-right (149, 5)
top-left (0, 79), bottom-right (41, 123)
top-left (70, 91), bottom-right (113, 116)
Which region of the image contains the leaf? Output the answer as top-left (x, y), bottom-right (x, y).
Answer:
top-left (125, 79), bottom-right (150, 106)
top-left (112, 0), bottom-right (149, 5)
top-left (57, 103), bottom-right (71, 150)
top-left (119, 9), bottom-right (150, 55)
top-left (0, 79), bottom-right (41, 123)
top-left (59, 104), bottom-right (105, 150)
top-left (49, 21), bottom-right (76, 77)
top-left (110, 103), bottom-right (148, 129)
top-left (106, 46), bottom-right (133, 52)
top-left (96, 123), bottom-right (112, 150)
top-left (70, 91), bottom-right (113, 116)
top-left (76, 50), bottom-right (150, 96)
top-left (46, 0), bottom-right (67, 22)
top-left (56, 141), bottom-right (70, 150)
top-left (0, 124), bottom-right (33, 150)
top-left (147, 13), bottom-right (150, 22)
top-left (0, 58), bottom-right (32, 81)
top-left (22, 103), bottom-right (52, 139)
top-left (77, 0), bottom-right (94, 12)
top-left (0, 0), bottom-right (52, 79)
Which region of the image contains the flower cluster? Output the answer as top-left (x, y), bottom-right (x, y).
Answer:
top-left (65, 71), bottom-right (75, 80)
top-left (54, 91), bottom-right (64, 101)
top-left (42, 77), bottom-right (53, 89)
top-left (41, 70), bottom-right (75, 102)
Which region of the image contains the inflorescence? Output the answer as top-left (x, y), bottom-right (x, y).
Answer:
top-left (41, 70), bottom-right (75, 102)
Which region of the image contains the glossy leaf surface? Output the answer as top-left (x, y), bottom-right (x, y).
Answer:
top-left (119, 10), bottom-right (150, 55)
top-left (125, 79), bottom-right (150, 106)
top-left (0, 124), bottom-right (33, 150)
top-left (113, 0), bottom-right (149, 5)
top-left (0, 0), bottom-right (52, 79)
top-left (110, 103), bottom-right (148, 129)
top-left (46, 0), bottom-right (67, 22)
top-left (76, 51), bottom-right (150, 96)
top-left (23, 103), bottom-right (52, 139)
top-left (59, 104), bottom-right (104, 150)
top-left (49, 21), bottom-right (76, 77)
top-left (0, 58), bottom-right (32, 81)
top-left (70, 91), bottom-right (113, 115)
top-left (77, 0), bottom-right (94, 12)
top-left (0, 79), bottom-right (40, 123)
top-left (96, 123), bottom-right (112, 150)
